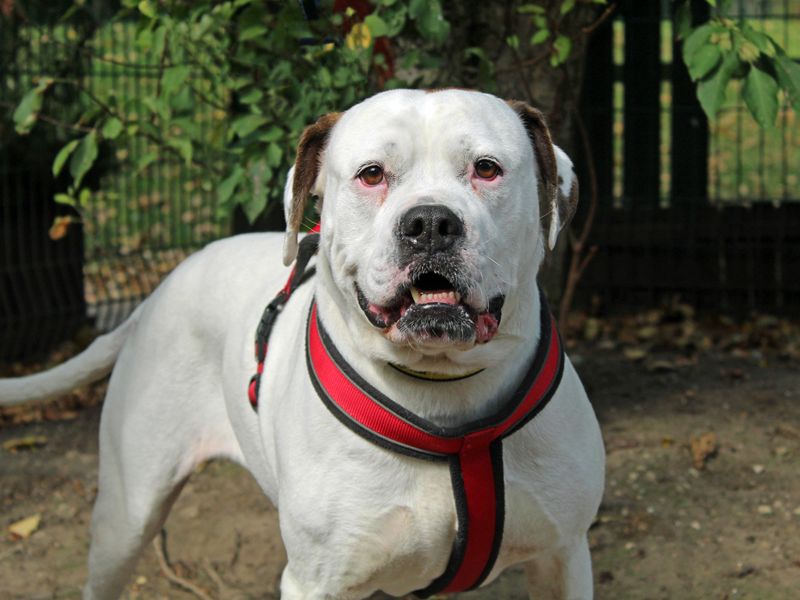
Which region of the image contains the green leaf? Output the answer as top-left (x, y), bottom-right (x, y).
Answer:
top-left (101, 117), bottom-right (124, 140)
top-left (13, 78), bottom-right (52, 135)
top-left (688, 45), bottom-right (721, 80)
top-left (774, 54), bottom-right (800, 111)
top-left (69, 131), bottom-right (98, 188)
top-left (364, 14), bottom-right (389, 37)
top-left (551, 35), bottom-right (572, 66)
top-left (518, 4), bottom-right (546, 14)
top-left (381, 5), bottom-right (407, 36)
top-left (742, 65), bottom-right (778, 128)
top-left (231, 114), bottom-right (268, 138)
top-left (152, 25), bottom-right (167, 59)
top-left (318, 66), bottom-right (332, 88)
top-left (54, 193), bottom-right (76, 207)
top-left (168, 138), bottom-right (193, 165)
top-left (53, 139), bottom-right (80, 177)
top-left (740, 25), bottom-right (775, 56)
top-left (408, 0), bottom-right (449, 44)
top-left (674, 1), bottom-right (691, 40)
top-left (682, 23), bottom-right (715, 67)
top-left (218, 165), bottom-right (245, 205)
top-left (531, 29), bottom-right (549, 45)
top-left (266, 142), bottom-right (283, 167)
top-left (243, 192), bottom-right (268, 223)
top-left (239, 24), bottom-right (268, 42)
top-left (143, 96), bottom-right (170, 120)
top-left (239, 88), bottom-right (263, 105)
top-left (135, 151), bottom-right (157, 174)
top-left (560, 0), bottom-right (576, 16)
top-left (260, 126), bottom-right (284, 143)
top-left (79, 188), bottom-right (92, 207)
top-left (138, 0), bottom-right (156, 18)
top-left (243, 162), bottom-right (270, 223)
top-left (696, 52), bottom-right (739, 120)
top-left (161, 66), bottom-right (191, 97)
top-left (506, 35), bottom-right (520, 50)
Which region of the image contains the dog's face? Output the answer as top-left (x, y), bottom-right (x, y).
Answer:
top-left (284, 90), bottom-right (577, 364)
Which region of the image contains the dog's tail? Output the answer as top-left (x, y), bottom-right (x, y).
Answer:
top-left (0, 307), bottom-right (142, 406)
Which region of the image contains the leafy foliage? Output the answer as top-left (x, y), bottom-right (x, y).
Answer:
top-left (7, 0), bottom-right (799, 225)
top-left (678, 0), bottom-right (800, 128)
top-left (9, 0), bottom-right (452, 225)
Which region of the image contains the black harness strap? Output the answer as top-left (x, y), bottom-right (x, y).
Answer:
top-left (248, 231), bottom-right (320, 410)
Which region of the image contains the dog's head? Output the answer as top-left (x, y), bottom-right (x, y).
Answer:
top-left (283, 90), bottom-right (577, 367)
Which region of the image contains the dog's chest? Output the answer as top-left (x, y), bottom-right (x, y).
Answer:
top-left (347, 456), bottom-right (558, 587)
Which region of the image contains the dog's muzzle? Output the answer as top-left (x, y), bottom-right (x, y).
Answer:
top-left (356, 204), bottom-right (504, 344)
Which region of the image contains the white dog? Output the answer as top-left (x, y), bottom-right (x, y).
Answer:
top-left (0, 89), bottom-right (604, 599)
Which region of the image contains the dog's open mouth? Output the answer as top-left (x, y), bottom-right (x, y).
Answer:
top-left (355, 271), bottom-right (504, 344)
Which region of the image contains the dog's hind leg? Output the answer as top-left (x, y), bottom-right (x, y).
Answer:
top-left (82, 357), bottom-right (242, 599)
top-left (83, 454), bottom-right (189, 600)
top-left (523, 536), bottom-right (594, 600)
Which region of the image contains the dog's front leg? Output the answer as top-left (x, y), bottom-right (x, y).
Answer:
top-left (280, 564), bottom-right (363, 600)
top-left (523, 536), bottom-right (594, 600)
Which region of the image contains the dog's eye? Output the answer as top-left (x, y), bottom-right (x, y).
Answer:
top-left (474, 159), bottom-right (501, 180)
top-left (358, 165), bottom-right (385, 186)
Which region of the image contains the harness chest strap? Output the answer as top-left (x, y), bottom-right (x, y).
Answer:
top-left (305, 295), bottom-right (565, 596)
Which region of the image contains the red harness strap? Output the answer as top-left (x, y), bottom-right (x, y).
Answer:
top-left (306, 292), bottom-right (564, 596)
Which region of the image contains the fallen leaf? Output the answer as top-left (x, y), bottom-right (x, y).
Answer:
top-left (8, 514), bottom-right (41, 540)
top-left (2, 435), bottom-right (47, 452)
top-left (623, 347), bottom-right (648, 361)
top-left (646, 359), bottom-right (677, 372)
top-left (584, 318), bottom-right (601, 341)
top-left (775, 424), bottom-right (800, 440)
top-left (690, 432), bottom-right (718, 470)
top-left (48, 215), bottom-right (78, 240)
top-left (636, 325), bottom-right (659, 340)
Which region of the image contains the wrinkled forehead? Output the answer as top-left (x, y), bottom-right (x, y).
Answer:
top-left (326, 90), bottom-right (531, 170)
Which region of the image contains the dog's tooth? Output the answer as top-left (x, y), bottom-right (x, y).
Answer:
top-left (411, 287), bottom-right (420, 304)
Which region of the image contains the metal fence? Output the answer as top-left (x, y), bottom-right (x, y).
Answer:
top-left (1, 1), bottom-right (798, 360)
top-left (577, 0), bottom-right (800, 314)
top-left (1, 4), bottom-right (228, 359)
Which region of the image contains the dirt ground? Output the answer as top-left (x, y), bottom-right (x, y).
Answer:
top-left (2, 326), bottom-right (799, 599)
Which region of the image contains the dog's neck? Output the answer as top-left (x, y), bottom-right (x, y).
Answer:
top-left (313, 257), bottom-right (544, 428)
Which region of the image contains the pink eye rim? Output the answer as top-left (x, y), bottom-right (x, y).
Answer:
top-left (473, 158), bottom-right (502, 180)
top-left (357, 164), bottom-right (385, 186)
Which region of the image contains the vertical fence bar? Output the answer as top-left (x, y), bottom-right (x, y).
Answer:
top-left (622, 0), bottom-right (661, 209)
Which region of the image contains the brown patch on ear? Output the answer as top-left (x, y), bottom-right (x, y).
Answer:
top-left (289, 112), bottom-right (342, 234)
top-left (506, 100), bottom-right (578, 248)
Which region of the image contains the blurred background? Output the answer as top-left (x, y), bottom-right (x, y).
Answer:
top-left (1, 0), bottom-right (797, 360)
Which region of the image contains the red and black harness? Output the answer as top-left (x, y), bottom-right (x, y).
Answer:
top-left (248, 229), bottom-right (565, 596)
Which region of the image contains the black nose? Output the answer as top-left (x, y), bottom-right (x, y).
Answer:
top-left (397, 204), bottom-right (464, 255)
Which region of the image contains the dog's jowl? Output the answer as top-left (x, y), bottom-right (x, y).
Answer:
top-left (0, 89), bottom-right (604, 600)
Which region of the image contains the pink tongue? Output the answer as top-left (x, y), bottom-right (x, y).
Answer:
top-left (417, 290), bottom-right (459, 305)
top-left (476, 313), bottom-right (499, 343)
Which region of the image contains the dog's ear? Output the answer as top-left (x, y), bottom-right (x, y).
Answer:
top-left (283, 112), bottom-right (341, 266)
top-left (506, 100), bottom-right (579, 250)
